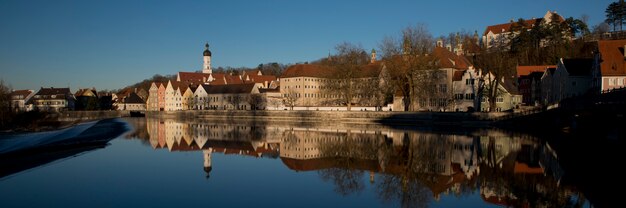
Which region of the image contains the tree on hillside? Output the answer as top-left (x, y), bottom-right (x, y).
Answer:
top-left (322, 42), bottom-right (370, 111)
top-left (379, 24), bottom-right (438, 111)
top-left (605, 0), bottom-right (626, 31)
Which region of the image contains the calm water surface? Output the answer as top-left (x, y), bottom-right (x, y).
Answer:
top-left (0, 117), bottom-right (602, 207)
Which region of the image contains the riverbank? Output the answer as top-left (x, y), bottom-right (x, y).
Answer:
top-left (143, 110), bottom-right (513, 128)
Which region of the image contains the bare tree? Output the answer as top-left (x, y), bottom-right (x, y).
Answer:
top-left (323, 42), bottom-right (370, 111)
top-left (474, 50), bottom-right (516, 112)
top-left (282, 88), bottom-right (299, 110)
top-left (0, 79), bottom-right (12, 128)
top-left (227, 94), bottom-right (244, 110)
top-left (247, 93), bottom-right (266, 110)
top-left (379, 24), bottom-right (438, 111)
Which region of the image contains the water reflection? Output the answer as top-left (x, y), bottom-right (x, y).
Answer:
top-left (126, 117), bottom-right (588, 207)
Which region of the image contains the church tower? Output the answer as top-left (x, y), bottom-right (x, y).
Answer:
top-left (370, 48), bottom-right (376, 63)
top-left (202, 43), bottom-right (212, 74)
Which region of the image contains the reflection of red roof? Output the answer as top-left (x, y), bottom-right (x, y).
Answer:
top-left (433, 47), bottom-right (472, 69)
top-left (598, 39), bottom-right (626, 76)
top-left (516, 65), bottom-right (554, 77)
top-left (280, 157), bottom-right (379, 172)
top-left (513, 162), bottom-right (544, 174)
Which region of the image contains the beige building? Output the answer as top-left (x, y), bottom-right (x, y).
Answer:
top-left (280, 62), bottom-right (385, 109)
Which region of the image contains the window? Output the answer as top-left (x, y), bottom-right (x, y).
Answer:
top-left (439, 84), bottom-right (447, 93)
top-left (619, 78), bottom-right (624, 86)
top-left (466, 79), bottom-right (474, 85)
top-left (496, 97), bottom-right (504, 103)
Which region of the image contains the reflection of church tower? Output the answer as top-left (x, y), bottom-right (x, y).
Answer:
top-left (203, 148), bottom-right (213, 179)
top-left (202, 43), bottom-right (212, 74)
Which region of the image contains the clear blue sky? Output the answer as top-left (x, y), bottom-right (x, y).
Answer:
top-left (0, 0), bottom-right (612, 91)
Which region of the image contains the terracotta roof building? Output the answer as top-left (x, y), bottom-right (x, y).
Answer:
top-left (482, 10), bottom-right (564, 48)
top-left (592, 39), bottom-right (626, 92)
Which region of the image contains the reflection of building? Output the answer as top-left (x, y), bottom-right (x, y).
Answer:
top-left (135, 118), bottom-right (576, 206)
top-left (279, 128), bottom-right (481, 198)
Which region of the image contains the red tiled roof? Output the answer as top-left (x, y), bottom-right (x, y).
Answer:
top-left (516, 65), bottom-right (555, 77)
top-left (281, 64), bottom-right (335, 78)
top-left (598, 39), bottom-right (626, 76)
top-left (245, 74), bottom-right (277, 84)
top-left (280, 157), bottom-right (379, 172)
top-left (483, 19), bottom-right (542, 36)
top-left (178, 72), bottom-right (210, 83)
top-left (433, 47), bottom-right (472, 69)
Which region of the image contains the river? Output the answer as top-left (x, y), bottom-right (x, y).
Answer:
top-left (0, 116), bottom-right (618, 207)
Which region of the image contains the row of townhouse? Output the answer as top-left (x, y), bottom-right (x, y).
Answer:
top-left (516, 39), bottom-right (626, 106)
top-left (148, 80), bottom-right (264, 111)
top-left (146, 43), bottom-right (279, 111)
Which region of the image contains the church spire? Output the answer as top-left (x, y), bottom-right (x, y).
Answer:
top-left (202, 42), bottom-right (212, 74)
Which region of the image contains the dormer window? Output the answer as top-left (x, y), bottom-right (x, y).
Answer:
top-left (51, 95), bottom-right (56, 98)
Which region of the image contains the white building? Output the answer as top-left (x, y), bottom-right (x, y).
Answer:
top-left (9, 89), bottom-right (35, 112)
top-left (452, 68), bottom-right (481, 112)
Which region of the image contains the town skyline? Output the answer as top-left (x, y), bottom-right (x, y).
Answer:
top-left (0, 0), bottom-right (612, 91)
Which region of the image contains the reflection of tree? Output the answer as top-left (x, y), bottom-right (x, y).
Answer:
top-left (318, 168), bottom-right (365, 196)
top-left (377, 174), bottom-right (431, 208)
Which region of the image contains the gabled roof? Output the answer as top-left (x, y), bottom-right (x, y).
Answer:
top-left (516, 65), bottom-right (555, 77)
top-left (200, 83), bottom-right (257, 94)
top-left (483, 11), bottom-right (564, 36)
top-left (598, 39), bottom-right (626, 76)
top-left (178, 72), bottom-right (210, 83)
top-left (124, 92), bottom-right (145, 104)
top-left (483, 19), bottom-right (542, 36)
top-left (562, 58), bottom-right (593, 76)
top-left (281, 64), bottom-right (335, 78)
top-left (10, 90), bottom-right (34, 98)
top-left (433, 47), bottom-right (472, 69)
top-left (244, 74), bottom-right (277, 84)
top-left (35, 87), bottom-right (71, 96)
top-left (502, 78), bottom-right (520, 95)
top-left (75, 88), bottom-right (97, 97)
